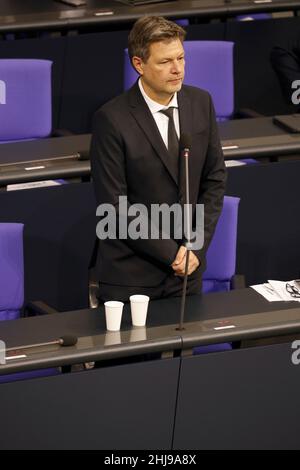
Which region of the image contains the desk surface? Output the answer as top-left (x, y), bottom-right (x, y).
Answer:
top-left (219, 116), bottom-right (300, 159)
top-left (1, 117), bottom-right (300, 185)
top-left (0, 134), bottom-right (91, 185)
top-left (1, 288), bottom-right (300, 374)
top-left (0, 0), bottom-right (299, 32)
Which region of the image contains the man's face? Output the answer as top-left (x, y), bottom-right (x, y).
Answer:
top-left (133, 38), bottom-right (185, 105)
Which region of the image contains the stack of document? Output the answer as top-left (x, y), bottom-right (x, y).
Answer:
top-left (251, 280), bottom-right (300, 302)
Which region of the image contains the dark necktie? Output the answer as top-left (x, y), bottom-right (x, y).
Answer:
top-left (159, 107), bottom-right (179, 180)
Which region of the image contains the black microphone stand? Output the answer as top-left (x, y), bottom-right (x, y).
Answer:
top-left (177, 145), bottom-right (191, 331)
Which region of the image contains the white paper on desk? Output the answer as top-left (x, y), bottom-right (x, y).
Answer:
top-left (268, 280), bottom-right (300, 302)
top-left (7, 180), bottom-right (63, 191)
top-left (225, 160), bottom-right (247, 167)
top-left (251, 283), bottom-right (283, 301)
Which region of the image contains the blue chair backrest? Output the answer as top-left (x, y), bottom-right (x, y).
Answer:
top-left (203, 196), bottom-right (240, 293)
top-left (124, 41), bottom-right (235, 119)
top-left (0, 223), bottom-right (24, 321)
top-left (0, 222), bottom-right (61, 383)
top-left (0, 59), bottom-right (52, 142)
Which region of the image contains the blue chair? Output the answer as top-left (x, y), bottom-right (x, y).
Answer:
top-left (203, 196), bottom-right (240, 294)
top-left (124, 40), bottom-right (257, 165)
top-left (0, 59), bottom-right (52, 143)
top-left (0, 223), bottom-right (24, 321)
top-left (0, 223), bottom-right (60, 382)
top-left (194, 196), bottom-right (242, 355)
top-left (124, 40), bottom-right (235, 121)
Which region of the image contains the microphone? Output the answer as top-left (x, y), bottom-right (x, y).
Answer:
top-left (77, 150), bottom-right (90, 161)
top-left (180, 133), bottom-right (192, 245)
top-left (180, 133), bottom-right (192, 151)
top-left (5, 335), bottom-right (78, 354)
top-left (177, 133), bottom-right (192, 331)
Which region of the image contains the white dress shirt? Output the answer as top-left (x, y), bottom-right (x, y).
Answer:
top-left (138, 78), bottom-right (180, 150)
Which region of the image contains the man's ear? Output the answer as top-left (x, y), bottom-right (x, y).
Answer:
top-left (132, 56), bottom-right (144, 75)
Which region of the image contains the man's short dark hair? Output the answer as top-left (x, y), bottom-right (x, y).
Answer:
top-left (128, 16), bottom-right (186, 64)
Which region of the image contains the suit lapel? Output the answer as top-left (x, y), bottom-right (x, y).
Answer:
top-left (128, 83), bottom-right (178, 186)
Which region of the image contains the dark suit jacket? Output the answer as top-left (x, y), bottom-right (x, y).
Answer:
top-left (90, 82), bottom-right (226, 287)
top-left (271, 37), bottom-right (300, 109)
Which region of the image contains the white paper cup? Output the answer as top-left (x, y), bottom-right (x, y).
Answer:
top-left (104, 301), bottom-right (124, 331)
top-left (129, 295), bottom-right (150, 327)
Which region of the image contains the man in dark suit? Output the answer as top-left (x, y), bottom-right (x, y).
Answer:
top-left (90, 16), bottom-right (226, 303)
top-left (271, 33), bottom-right (300, 110)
